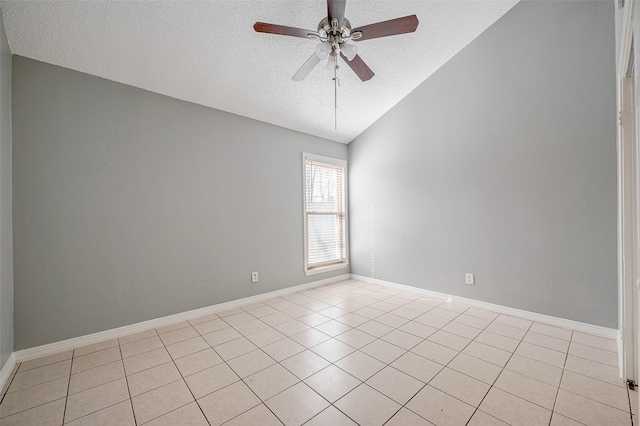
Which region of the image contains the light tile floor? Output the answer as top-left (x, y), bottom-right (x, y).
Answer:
top-left (0, 279), bottom-right (634, 425)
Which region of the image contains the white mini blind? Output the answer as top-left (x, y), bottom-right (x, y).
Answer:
top-left (304, 154), bottom-right (347, 272)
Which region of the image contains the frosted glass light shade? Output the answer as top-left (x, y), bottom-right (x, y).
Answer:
top-left (315, 41), bottom-right (331, 60)
top-left (341, 43), bottom-right (358, 61)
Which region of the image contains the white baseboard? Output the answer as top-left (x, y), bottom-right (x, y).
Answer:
top-left (0, 352), bottom-right (16, 396)
top-left (13, 274), bottom-right (349, 363)
top-left (351, 274), bottom-right (619, 340)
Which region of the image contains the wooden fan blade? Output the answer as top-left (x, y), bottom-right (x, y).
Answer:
top-left (340, 52), bottom-right (374, 82)
top-left (327, 0), bottom-right (346, 28)
top-left (292, 54), bottom-right (322, 81)
top-left (254, 22), bottom-right (314, 39)
top-left (352, 15), bottom-right (419, 41)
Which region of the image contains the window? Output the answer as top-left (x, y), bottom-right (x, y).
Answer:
top-left (303, 153), bottom-right (348, 274)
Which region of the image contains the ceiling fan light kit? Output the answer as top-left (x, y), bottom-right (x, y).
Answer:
top-left (254, 0), bottom-right (419, 128)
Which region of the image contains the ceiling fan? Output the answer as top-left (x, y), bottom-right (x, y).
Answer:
top-left (253, 0), bottom-right (419, 82)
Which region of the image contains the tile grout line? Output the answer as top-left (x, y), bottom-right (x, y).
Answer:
top-left (117, 338), bottom-right (138, 426)
top-left (60, 350), bottom-right (74, 425)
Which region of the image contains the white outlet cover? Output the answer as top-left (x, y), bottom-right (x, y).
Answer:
top-left (465, 273), bottom-right (475, 285)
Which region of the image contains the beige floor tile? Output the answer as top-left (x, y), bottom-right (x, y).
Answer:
top-left (439, 301), bottom-right (470, 314)
top-left (515, 341), bottom-right (567, 368)
top-left (464, 307), bottom-right (499, 321)
top-left (290, 328), bottom-right (331, 348)
top-left (568, 342), bottom-right (618, 367)
top-left (192, 318), bottom-right (229, 335)
top-left (366, 366), bottom-right (425, 405)
top-left (64, 378), bottom-right (129, 422)
top-left (529, 323), bottom-right (572, 341)
top-left (118, 329), bottom-right (158, 346)
top-left (494, 369), bottom-right (558, 410)
top-left (549, 412), bottom-right (584, 425)
top-left (494, 314), bottom-right (532, 330)
top-left (371, 301), bottom-right (399, 313)
top-left (453, 314), bottom-right (492, 330)
top-left (217, 307), bottom-right (245, 317)
top-left (246, 305), bottom-right (279, 318)
top-left (336, 329), bottom-right (377, 349)
top-left (223, 403), bottom-right (284, 426)
top-left (18, 351), bottom-right (73, 372)
top-left (442, 321), bottom-right (482, 340)
top-left (273, 319), bottom-right (311, 336)
top-left (564, 354), bottom-right (622, 387)
top-left (128, 362), bottom-right (182, 397)
top-left (0, 377), bottom-right (68, 418)
top-left (560, 370), bottom-right (630, 411)
top-left (222, 311), bottom-right (255, 326)
top-left (120, 336), bottom-right (164, 359)
top-left (280, 350), bottom-right (330, 380)
top-left (232, 318), bottom-right (270, 335)
top-left (156, 321), bottom-right (191, 334)
top-left (318, 306), bottom-right (349, 319)
top-left (479, 387), bottom-right (552, 425)
top-left (184, 363), bottom-right (240, 399)
top-left (381, 329), bottom-right (422, 350)
top-left (463, 341), bottom-right (511, 367)
top-left (467, 410), bottom-right (509, 426)
top-left (198, 382), bottom-right (260, 426)
top-left (227, 349), bottom-right (275, 378)
top-left (385, 407), bottom-right (434, 426)
top-left (390, 306), bottom-right (422, 320)
top-left (201, 328), bottom-right (242, 347)
top-left (214, 336), bottom-right (258, 361)
top-left (261, 312), bottom-right (294, 327)
top-left (69, 360), bottom-right (125, 395)
top-left (188, 312), bottom-right (219, 325)
top-left (448, 352), bottom-right (503, 385)
top-left (335, 383), bottom-right (401, 426)
top-left (131, 379), bottom-right (194, 424)
top-left (310, 338), bottom-right (356, 363)
top-left (305, 406), bottom-right (358, 426)
top-left (283, 305), bottom-right (314, 319)
top-left (524, 331), bottom-right (570, 353)
top-left (159, 326), bottom-right (199, 346)
top-left (265, 299), bottom-right (297, 311)
top-left (572, 332), bottom-right (617, 352)
top-left (336, 312), bottom-right (370, 327)
top-left (505, 354), bottom-right (563, 387)
top-left (8, 359), bottom-right (71, 393)
top-left (64, 400), bottom-right (135, 426)
top-left (430, 367), bottom-right (491, 407)
top-left (245, 363), bottom-right (299, 400)
top-left (335, 351), bottom-right (386, 381)
top-left (475, 330), bottom-right (520, 352)
top-left (315, 319), bottom-right (352, 337)
top-left (71, 347), bottom-right (122, 374)
top-left (123, 347), bottom-right (171, 375)
top-left (411, 340), bottom-right (458, 365)
top-left (266, 382), bottom-right (329, 426)
top-left (353, 307), bottom-right (386, 320)
top-left (554, 389), bottom-right (631, 425)
top-left (174, 348), bottom-right (222, 377)
top-left (166, 336), bottom-right (209, 360)
top-left (356, 320), bottom-right (394, 338)
top-left (244, 327), bottom-right (287, 347)
top-left (398, 321), bottom-right (437, 339)
top-left (305, 364), bottom-right (361, 402)
top-left (406, 385), bottom-right (475, 425)
top-left (427, 330), bottom-right (471, 351)
top-left (261, 338), bottom-right (305, 361)
top-left (413, 313), bottom-right (451, 329)
top-left (144, 401), bottom-right (209, 426)
top-left (74, 339), bottom-right (119, 357)
top-left (376, 313), bottom-right (410, 328)
top-left (428, 307), bottom-right (461, 321)
top-left (486, 322), bottom-right (527, 340)
top-left (298, 312), bottom-right (332, 327)
top-left (391, 352), bottom-right (443, 383)
top-left (0, 398), bottom-right (65, 426)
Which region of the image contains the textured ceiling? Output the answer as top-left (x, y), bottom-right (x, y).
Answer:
top-left (1, 1), bottom-right (519, 143)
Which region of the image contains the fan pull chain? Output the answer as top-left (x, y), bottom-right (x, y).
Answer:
top-left (332, 54), bottom-right (340, 129)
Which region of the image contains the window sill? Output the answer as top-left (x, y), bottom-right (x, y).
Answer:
top-left (305, 262), bottom-right (349, 276)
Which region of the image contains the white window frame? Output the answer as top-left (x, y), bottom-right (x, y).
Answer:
top-left (303, 153), bottom-right (349, 275)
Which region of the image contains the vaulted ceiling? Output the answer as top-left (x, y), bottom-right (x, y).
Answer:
top-left (1, 1), bottom-right (519, 143)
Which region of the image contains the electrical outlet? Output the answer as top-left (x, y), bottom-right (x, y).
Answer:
top-left (465, 273), bottom-right (475, 285)
top-left (251, 272), bottom-right (259, 283)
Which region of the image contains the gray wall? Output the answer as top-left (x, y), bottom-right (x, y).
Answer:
top-left (0, 16), bottom-right (12, 366)
top-left (349, 1), bottom-right (617, 327)
top-left (12, 57), bottom-right (348, 349)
